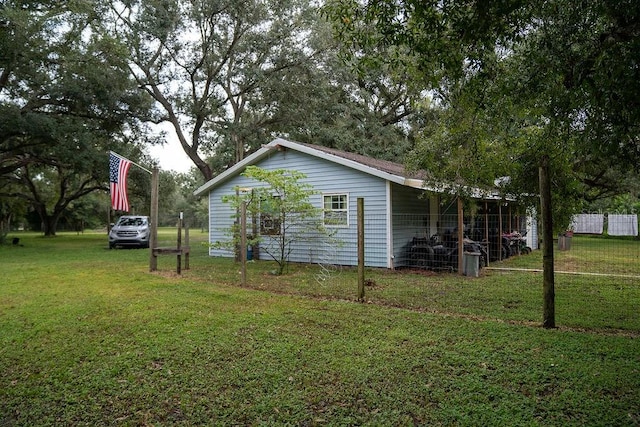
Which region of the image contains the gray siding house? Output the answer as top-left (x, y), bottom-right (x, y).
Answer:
top-left (194, 138), bottom-right (533, 269)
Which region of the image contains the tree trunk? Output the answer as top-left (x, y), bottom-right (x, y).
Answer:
top-left (233, 133), bottom-right (244, 164)
top-left (0, 211), bottom-right (11, 243)
top-left (32, 201), bottom-right (63, 237)
top-left (41, 213), bottom-right (61, 236)
top-left (539, 155), bottom-right (555, 328)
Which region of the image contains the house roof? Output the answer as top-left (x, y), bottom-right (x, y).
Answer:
top-left (193, 138), bottom-right (503, 200)
top-left (193, 138), bottom-right (426, 197)
top-left (298, 142), bottom-right (423, 179)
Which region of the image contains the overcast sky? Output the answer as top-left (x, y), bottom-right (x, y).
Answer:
top-left (149, 139), bottom-right (193, 173)
top-left (147, 122), bottom-right (194, 174)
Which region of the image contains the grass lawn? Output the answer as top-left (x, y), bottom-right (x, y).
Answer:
top-left (492, 235), bottom-right (640, 277)
top-left (1, 231), bottom-right (639, 426)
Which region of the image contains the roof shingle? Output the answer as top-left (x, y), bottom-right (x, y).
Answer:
top-left (298, 142), bottom-right (423, 179)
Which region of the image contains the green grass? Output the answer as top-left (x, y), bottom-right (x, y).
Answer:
top-left (1, 231), bottom-right (639, 425)
top-left (495, 235), bottom-right (640, 276)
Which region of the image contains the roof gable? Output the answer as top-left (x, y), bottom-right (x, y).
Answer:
top-left (193, 137), bottom-right (507, 201)
top-left (194, 138), bottom-right (419, 196)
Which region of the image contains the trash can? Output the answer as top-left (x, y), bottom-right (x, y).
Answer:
top-left (247, 246), bottom-right (253, 260)
top-left (558, 233), bottom-right (572, 251)
top-left (463, 252), bottom-right (481, 277)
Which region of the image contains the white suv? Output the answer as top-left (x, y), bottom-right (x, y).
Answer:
top-left (109, 216), bottom-right (150, 249)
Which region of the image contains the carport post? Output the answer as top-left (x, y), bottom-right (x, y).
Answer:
top-left (484, 201), bottom-right (489, 267)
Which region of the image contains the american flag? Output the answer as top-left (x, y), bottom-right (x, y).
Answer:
top-left (109, 152), bottom-right (132, 212)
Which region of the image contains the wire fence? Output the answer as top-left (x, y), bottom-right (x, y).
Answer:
top-left (186, 209), bottom-right (640, 332)
top-left (198, 214), bottom-right (640, 332)
top-left (232, 209), bottom-right (639, 277)
top-left (388, 212), bottom-right (537, 272)
top-left (302, 212), bottom-right (639, 332)
top-left (387, 212), bottom-right (640, 278)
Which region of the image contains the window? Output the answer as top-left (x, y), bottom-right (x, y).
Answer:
top-left (323, 194), bottom-right (348, 227)
top-left (260, 213), bottom-right (281, 235)
top-left (260, 196), bottom-right (281, 235)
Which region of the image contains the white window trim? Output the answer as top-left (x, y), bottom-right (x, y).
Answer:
top-left (323, 193), bottom-right (349, 228)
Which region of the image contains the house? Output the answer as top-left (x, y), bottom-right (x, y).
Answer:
top-left (194, 138), bottom-right (536, 269)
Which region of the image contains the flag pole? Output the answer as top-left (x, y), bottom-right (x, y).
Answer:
top-left (109, 151), bottom-right (152, 175)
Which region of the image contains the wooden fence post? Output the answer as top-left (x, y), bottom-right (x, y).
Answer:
top-left (498, 203), bottom-right (503, 260)
top-left (457, 197), bottom-right (464, 274)
top-left (149, 167), bottom-right (159, 272)
top-left (176, 212), bottom-right (182, 275)
top-left (240, 201), bottom-right (247, 286)
top-left (539, 155), bottom-right (556, 328)
top-left (184, 223), bottom-right (190, 270)
top-left (357, 197), bottom-right (365, 301)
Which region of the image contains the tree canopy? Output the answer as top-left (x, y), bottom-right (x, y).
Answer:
top-left (0, 0), bottom-right (154, 235)
top-left (2, 0), bottom-right (421, 233)
top-left (5, 0), bottom-right (639, 238)
top-left (99, 0), bottom-right (421, 181)
top-left (323, 0), bottom-right (640, 229)
top-left (100, 0), bottom-right (324, 181)
top-left (323, 0), bottom-right (640, 328)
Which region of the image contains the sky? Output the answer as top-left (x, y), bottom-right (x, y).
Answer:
top-left (148, 138), bottom-right (193, 174)
top-left (147, 122), bottom-right (194, 174)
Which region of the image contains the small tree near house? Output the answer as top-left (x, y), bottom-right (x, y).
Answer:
top-left (221, 166), bottom-right (330, 275)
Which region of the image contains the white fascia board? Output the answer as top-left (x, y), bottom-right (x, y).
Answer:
top-left (403, 178), bottom-right (425, 189)
top-left (404, 178), bottom-right (455, 194)
top-left (404, 178), bottom-right (511, 201)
